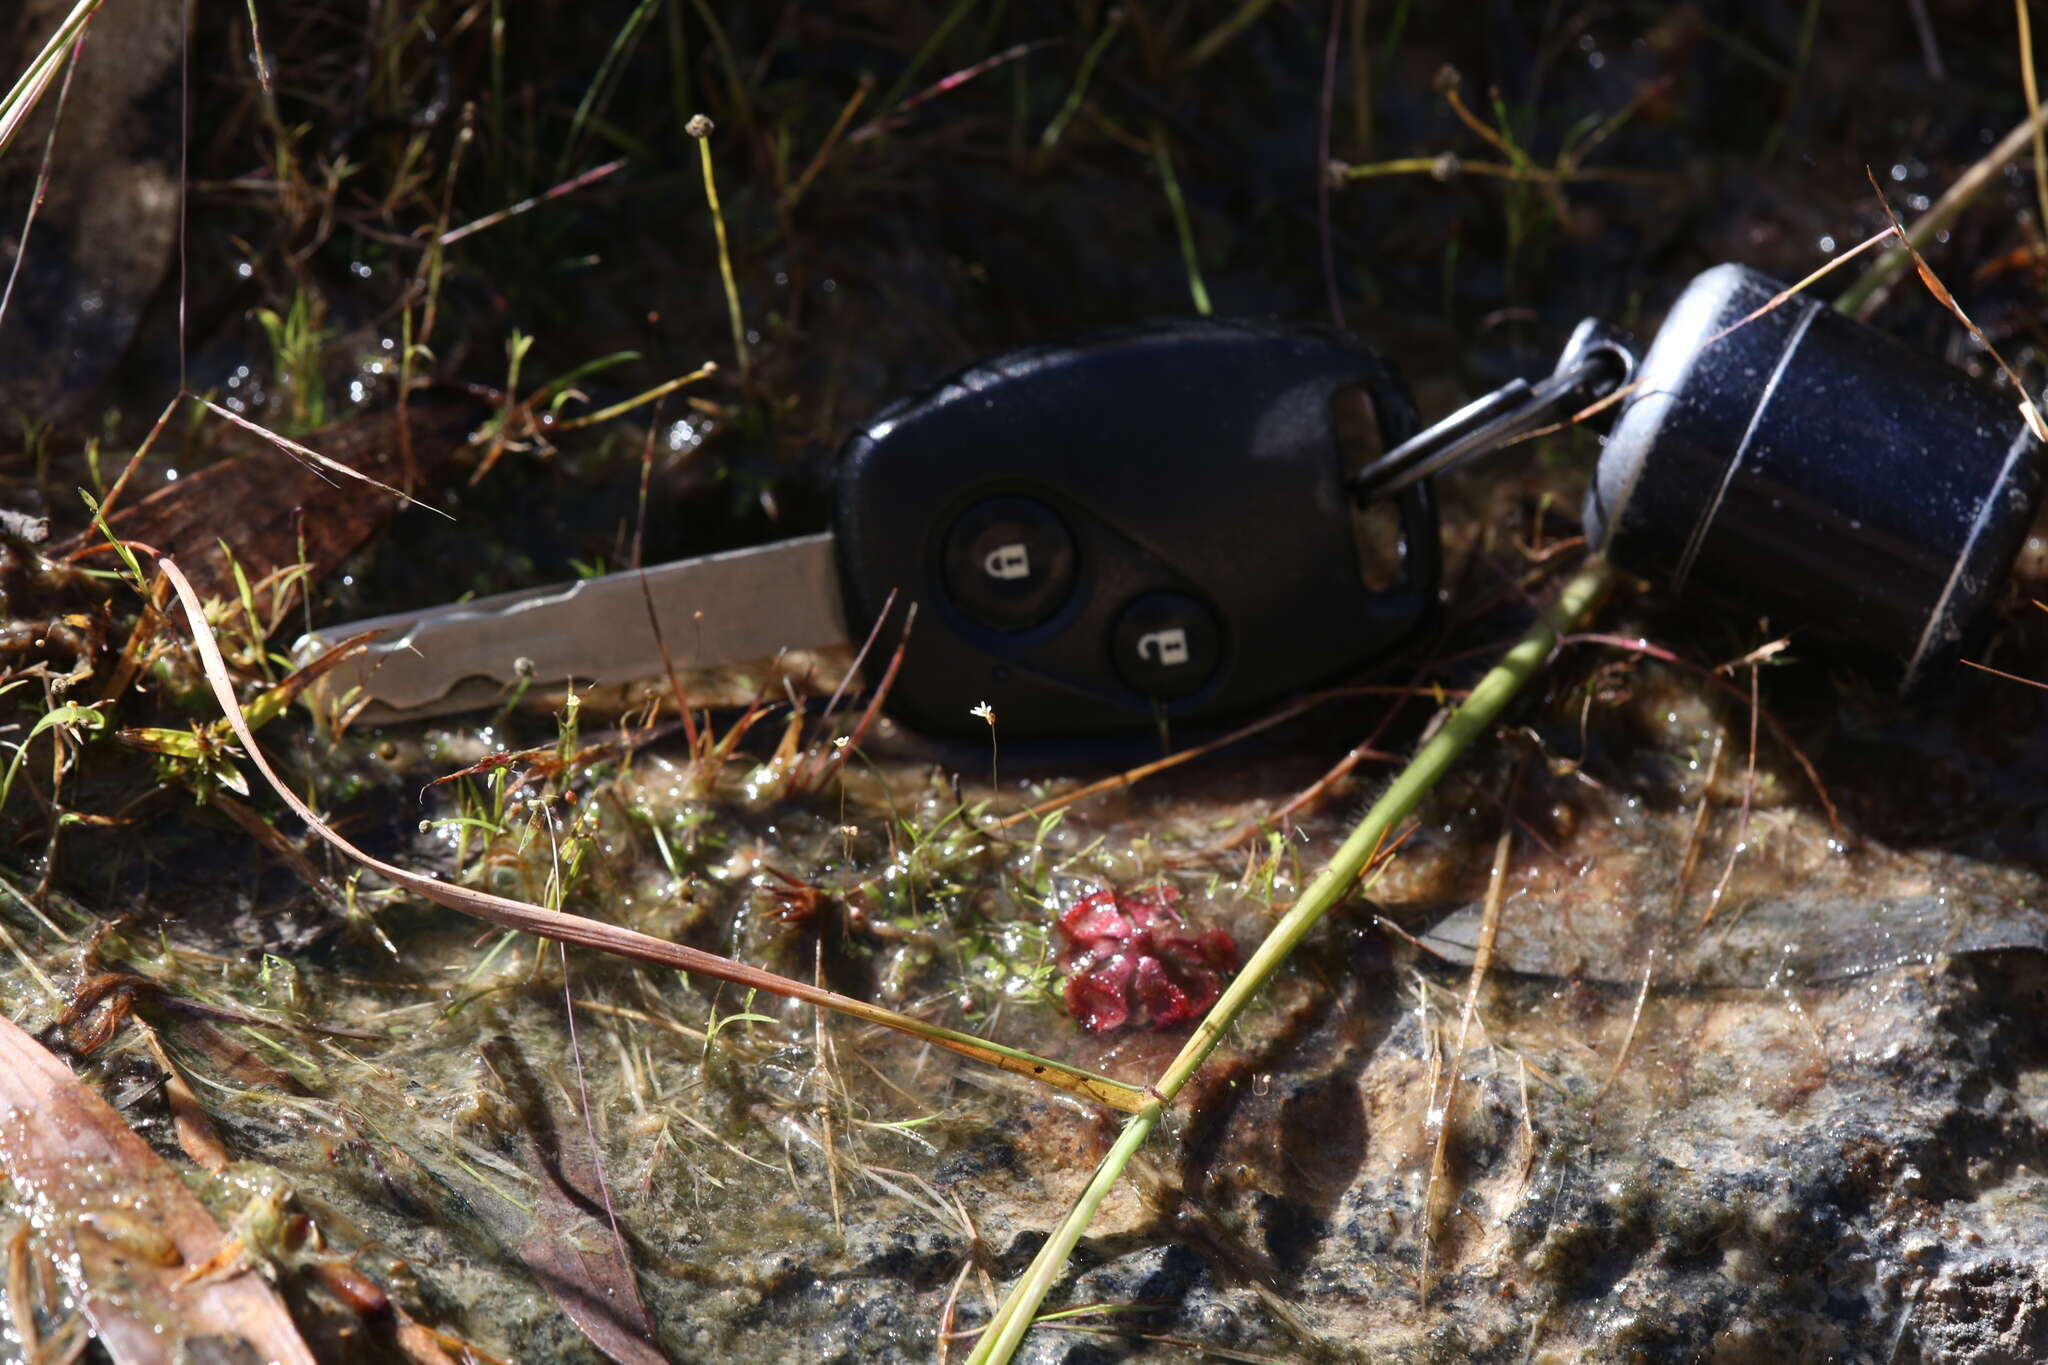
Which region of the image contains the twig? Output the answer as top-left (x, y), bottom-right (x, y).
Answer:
top-left (1421, 781), bottom-right (1518, 1306)
top-left (1699, 665), bottom-right (1761, 926)
top-left (1858, 168), bottom-right (2047, 440)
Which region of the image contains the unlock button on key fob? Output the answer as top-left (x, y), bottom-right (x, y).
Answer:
top-left (1112, 591), bottom-right (1221, 700)
top-left (942, 496), bottom-right (1078, 630)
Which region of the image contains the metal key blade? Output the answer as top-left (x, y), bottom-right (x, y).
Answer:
top-left (295, 533), bottom-right (847, 723)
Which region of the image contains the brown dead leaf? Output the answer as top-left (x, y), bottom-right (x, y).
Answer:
top-left (62, 389), bottom-right (488, 610)
top-left (136, 1023), bottom-right (229, 1173)
top-left (486, 1036), bottom-right (670, 1365)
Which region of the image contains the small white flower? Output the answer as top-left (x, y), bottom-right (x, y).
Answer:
top-left (971, 701), bottom-right (995, 726)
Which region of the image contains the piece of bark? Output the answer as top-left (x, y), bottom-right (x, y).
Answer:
top-left (63, 390), bottom-right (488, 612)
top-left (0, 1010), bottom-right (315, 1365)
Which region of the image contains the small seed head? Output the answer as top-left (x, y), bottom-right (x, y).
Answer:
top-left (685, 114), bottom-right (714, 140)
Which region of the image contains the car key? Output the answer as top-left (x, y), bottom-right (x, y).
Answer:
top-left (299, 319), bottom-right (1443, 738)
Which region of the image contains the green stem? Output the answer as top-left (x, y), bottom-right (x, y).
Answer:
top-left (695, 130), bottom-right (750, 386)
top-left (965, 558), bottom-right (1614, 1365)
top-left (1151, 124), bottom-right (1211, 318)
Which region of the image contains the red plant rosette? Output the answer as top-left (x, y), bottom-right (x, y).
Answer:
top-left (1056, 885), bottom-right (1241, 1032)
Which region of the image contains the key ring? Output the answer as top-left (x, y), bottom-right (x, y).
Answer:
top-left (1348, 319), bottom-right (1639, 502)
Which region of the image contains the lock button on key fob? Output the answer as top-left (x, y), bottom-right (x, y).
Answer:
top-left (942, 496), bottom-right (1078, 630)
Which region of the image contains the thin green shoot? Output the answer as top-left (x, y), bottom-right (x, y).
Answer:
top-left (552, 360), bottom-right (718, 432)
top-left (217, 538), bottom-right (270, 679)
top-left (1, 701), bottom-right (105, 815)
top-left (1150, 124), bottom-right (1211, 317)
top-left (1182, 0), bottom-right (1278, 70)
top-left (688, 115), bottom-right (750, 387)
top-left (77, 489), bottom-right (148, 592)
top-left (1038, 13), bottom-right (1123, 160)
top-left (559, 0), bottom-right (661, 178)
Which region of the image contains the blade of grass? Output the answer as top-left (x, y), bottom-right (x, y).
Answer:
top-left (0, 15), bottom-right (83, 336)
top-left (964, 560), bottom-right (1614, 1365)
top-left (0, 0), bottom-right (100, 162)
top-left (159, 557), bottom-right (1144, 1113)
top-left (782, 73), bottom-right (872, 208)
top-left (559, 0), bottom-right (660, 178)
top-left (1182, 0), bottom-right (1279, 71)
top-left (1036, 15), bottom-right (1123, 160)
top-left (439, 158), bottom-right (627, 246)
top-left (1151, 124), bottom-right (1211, 317)
top-left (550, 360), bottom-right (717, 432)
top-left (196, 397), bottom-right (450, 515)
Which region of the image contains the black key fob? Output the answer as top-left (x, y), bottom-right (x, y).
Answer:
top-left (833, 318), bottom-right (1438, 738)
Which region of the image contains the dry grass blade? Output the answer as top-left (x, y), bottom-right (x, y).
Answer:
top-left (1860, 168), bottom-right (2048, 441)
top-left (991, 684), bottom-right (1428, 831)
top-left (197, 397), bottom-right (454, 513)
top-left (0, 1011), bottom-right (314, 1365)
top-left (158, 557), bottom-right (1145, 1113)
top-left (71, 393), bottom-right (488, 607)
top-left (1419, 803), bottom-right (1516, 1306)
top-left (1961, 657), bottom-right (2048, 690)
top-left (439, 157), bottom-right (628, 247)
top-left (1555, 224), bottom-right (1903, 435)
top-left (1699, 665), bottom-right (1761, 927)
